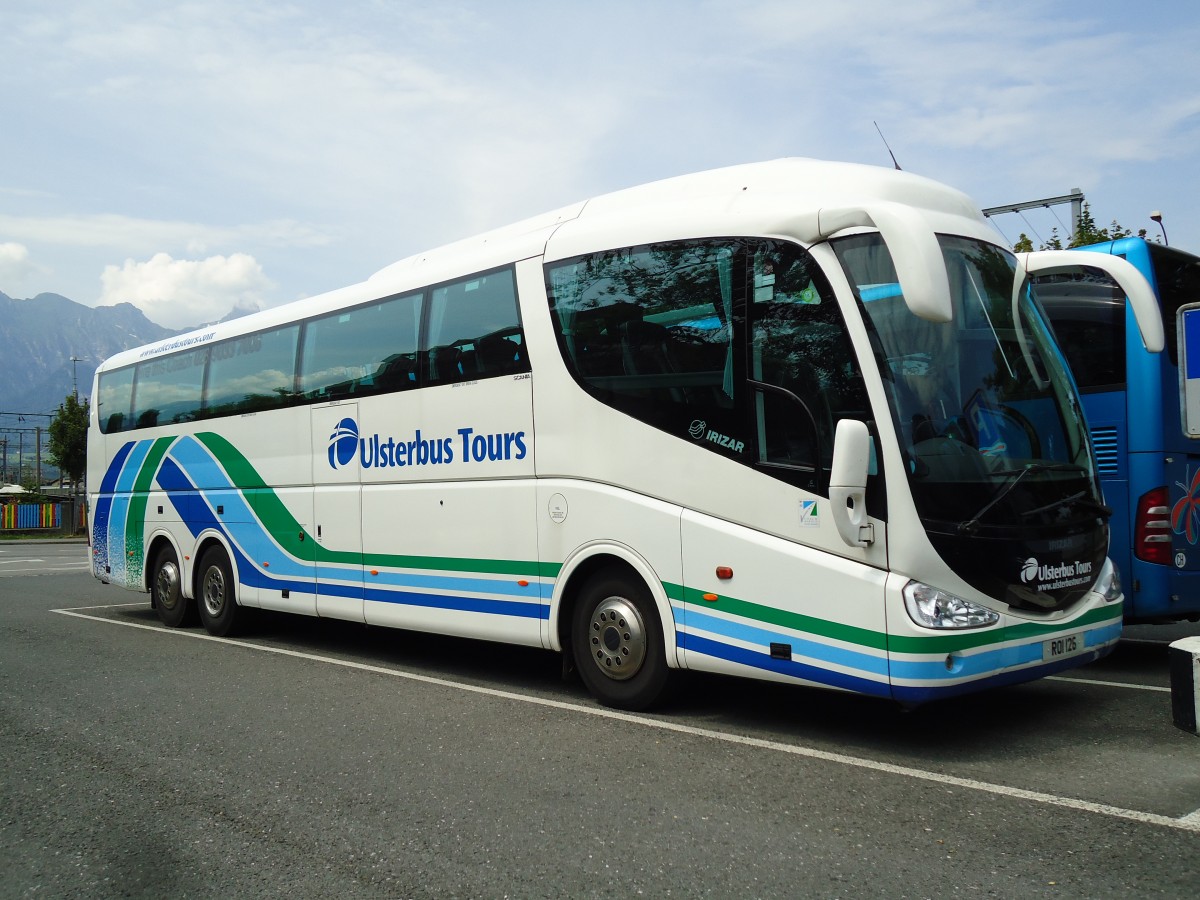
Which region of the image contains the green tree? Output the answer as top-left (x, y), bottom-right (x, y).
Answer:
top-left (1069, 202), bottom-right (1133, 247)
top-left (47, 393), bottom-right (89, 494)
top-left (1013, 203), bottom-right (1152, 252)
top-left (18, 475), bottom-right (48, 503)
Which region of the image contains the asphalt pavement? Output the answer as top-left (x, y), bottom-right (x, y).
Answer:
top-left (1, 547), bottom-right (1198, 898)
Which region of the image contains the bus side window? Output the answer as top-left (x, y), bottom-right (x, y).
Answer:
top-left (1037, 280), bottom-right (1126, 392)
top-left (750, 247), bottom-right (865, 484)
top-left (299, 292), bottom-right (422, 399)
top-left (547, 241), bottom-right (741, 455)
top-left (204, 325), bottom-right (300, 416)
top-left (97, 366), bottom-right (135, 434)
top-left (425, 268), bottom-right (528, 387)
top-left (131, 347), bottom-right (208, 427)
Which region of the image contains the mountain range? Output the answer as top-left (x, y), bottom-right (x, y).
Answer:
top-left (0, 290), bottom-right (177, 416)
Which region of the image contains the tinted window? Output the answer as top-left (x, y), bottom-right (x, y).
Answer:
top-left (300, 292), bottom-right (422, 400)
top-left (547, 241), bottom-right (740, 455)
top-left (205, 325), bottom-right (300, 416)
top-left (546, 239), bottom-right (868, 493)
top-left (425, 268), bottom-right (527, 385)
top-left (750, 245), bottom-right (863, 477)
top-left (132, 347), bottom-right (208, 427)
top-left (98, 366), bottom-right (135, 434)
top-left (1037, 279), bottom-right (1126, 391)
top-left (1148, 242), bottom-right (1200, 368)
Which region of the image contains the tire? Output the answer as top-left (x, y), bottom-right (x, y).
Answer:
top-left (196, 545), bottom-right (243, 637)
top-left (151, 544), bottom-right (195, 627)
top-left (571, 568), bottom-right (673, 711)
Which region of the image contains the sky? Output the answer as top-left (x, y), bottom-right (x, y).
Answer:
top-left (1, 0), bottom-right (1197, 330)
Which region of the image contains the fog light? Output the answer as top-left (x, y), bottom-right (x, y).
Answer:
top-left (903, 580), bottom-right (999, 629)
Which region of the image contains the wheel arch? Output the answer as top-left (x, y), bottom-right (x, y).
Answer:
top-left (143, 529), bottom-right (185, 596)
top-left (550, 541), bottom-right (681, 669)
top-left (190, 530), bottom-right (241, 602)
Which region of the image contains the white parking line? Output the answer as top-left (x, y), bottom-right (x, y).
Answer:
top-left (51, 604), bottom-right (1200, 834)
top-left (1047, 675), bottom-right (1172, 693)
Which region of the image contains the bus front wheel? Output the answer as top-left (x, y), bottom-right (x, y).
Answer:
top-left (151, 544), bottom-right (195, 627)
top-left (196, 545), bottom-right (243, 637)
top-left (572, 568), bottom-right (672, 711)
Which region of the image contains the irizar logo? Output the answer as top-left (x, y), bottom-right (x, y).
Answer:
top-left (1019, 556), bottom-right (1094, 590)
top-left (688, 419), bottom-right (745, 454)
top-left (326, 418), bottom-right (526, 470)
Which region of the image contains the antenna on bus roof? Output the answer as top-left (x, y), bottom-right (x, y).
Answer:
top-left (873, 121), bottom-right (902, 170)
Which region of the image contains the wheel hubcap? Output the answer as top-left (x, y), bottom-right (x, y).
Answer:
top-left (587, 596), bottom-right (646, 681)
top-left (202, 565), bottom-right (226, 618)
top-left (156, 561), bottom-right (180, 610)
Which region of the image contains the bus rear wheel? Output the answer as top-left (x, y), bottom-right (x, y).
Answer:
top-left (151, 544), bottom-right (195, 627)
top-left (572, 568), bottom-right (672, 711)
top-left (196, 545), bottom-right (243, 637)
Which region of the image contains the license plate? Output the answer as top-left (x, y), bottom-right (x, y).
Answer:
top-left (1043, 633), bottom-right (1084, 661)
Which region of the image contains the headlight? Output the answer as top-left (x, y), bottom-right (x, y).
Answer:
top-left (1096, 559), bottom-right (1122, 602)
top-left (903, 580), bottom-right (1000, 629)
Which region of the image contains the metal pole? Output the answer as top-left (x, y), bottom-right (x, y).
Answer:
top-left (1070, 188), bottom-right (1082, 246)
top-left (36, 426), bottom-right (42, 488)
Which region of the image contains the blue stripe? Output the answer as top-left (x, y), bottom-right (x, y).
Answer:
top-left (892, 642), bottom-right (1117, 704)
top-left (679, 632), bottom-right (891, 697)
top-left (168, 435), bottom-right (546, 603)
top-left (162, 447), bottom-right (545, 621)
top-left (681, 608), bottom-right (889, 676)
top-left (114, 440), bottom-right (152, 493)
top-left (99, 441), bottom-right (135, 495)
top-left (366, 568), bottom-right (544, 600)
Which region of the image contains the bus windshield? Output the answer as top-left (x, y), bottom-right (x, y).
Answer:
top-left (834, 233), bottom-right (1106, 610)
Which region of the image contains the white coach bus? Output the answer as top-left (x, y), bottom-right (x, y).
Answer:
top-left (87, 158), bottom-right (1163, 710)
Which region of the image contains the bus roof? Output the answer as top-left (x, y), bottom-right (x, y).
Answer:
top-left (97, 157), bottom-right (994, 374)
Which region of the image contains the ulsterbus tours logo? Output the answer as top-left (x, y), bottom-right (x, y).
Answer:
top-left (326, 417), bottom-right (526, 470)
top-left (328, 418), bottom-right (360, 469)
top-left (1019, 557), bottom-right (1093, 591)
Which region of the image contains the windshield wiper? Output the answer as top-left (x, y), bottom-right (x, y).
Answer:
top-left (1020, 489), bottom-right (1112, 520)
top-left (957, 463), bottom-right (1089, 535)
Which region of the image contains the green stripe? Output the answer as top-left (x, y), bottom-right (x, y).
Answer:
top-left (668, 583), bottom-right (888, 650)
top-left (668, 581), bottom-right (1122, 654)
top-left (125, 437), bottom-right (174, 578)
top-left (196, 432), bottom-right (557, 579)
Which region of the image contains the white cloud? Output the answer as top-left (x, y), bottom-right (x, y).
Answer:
top-left (2, 0), bottom-right (1198, 306)
top-left (98, 252), bottom-right (274, 329)
top-left (0, 213), bottom-right (331, 252)
top-left (0, 242), bottom-right (35, 290)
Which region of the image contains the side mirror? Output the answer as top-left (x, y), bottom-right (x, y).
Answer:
top-left (829, 419), bottom-right (874, 548)
top-left (793, 202), bottom-right (955, 324)
top-left (1020, 250), bottom-right (1164, 353)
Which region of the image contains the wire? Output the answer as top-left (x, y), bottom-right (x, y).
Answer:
top-left (1018, 210), bottom-right (1044, 245)
top-left (987, 217), bottom-right (1015, 248)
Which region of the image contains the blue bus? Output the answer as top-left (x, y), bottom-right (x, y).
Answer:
top-left (1037, 237), bottom-right (1200, 622)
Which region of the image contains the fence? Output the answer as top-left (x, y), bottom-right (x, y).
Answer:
top-left (0, 501), bottom-right (87, 533)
